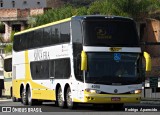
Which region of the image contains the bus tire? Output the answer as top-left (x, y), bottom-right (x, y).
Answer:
top-left (27, 87), bottom-right (34, 105)
top-left (66, 87), bottom-right (77, 109)
top-left (27, 87), bottom-right (42, 106)
top-left (0, 89), bottom-right (2, 97)
top-left (21, 89), bottom-right (28, 105)
top-left (12, 97), bottom-right (17, 102)
top-left (57, 87), bottom-right (65, 108)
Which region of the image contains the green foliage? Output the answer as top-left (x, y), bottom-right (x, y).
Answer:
top-left (76, 7), bottom-right (88, 15)
top-left (4, 31), bottom-right (15, 53)
top-left (4, 44), bottom-right (12, 53)
top-left (28, 17), bottom-right (36, 28)
top-left (10, 31), bottom-right (15, 42)
top-left (30, 0), bottom-right (160, 27)
top-left (35, 5), bottom-right (76, 26)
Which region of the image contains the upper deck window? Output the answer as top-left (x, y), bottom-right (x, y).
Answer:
top-left (83, 19), bottom-right (139, 47)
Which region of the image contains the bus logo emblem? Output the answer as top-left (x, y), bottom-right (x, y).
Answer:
top-left (114, 89), bottom-right (118, 93)
top-left (109, 47), bottom-right (122, 52)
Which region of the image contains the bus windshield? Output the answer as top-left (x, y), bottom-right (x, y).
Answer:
top-left (4, 58), bottom-right (12, 72)
top-left (85, 53), bottom-right (141, 85)
top-left (83, 20), bottom-right (139, 47)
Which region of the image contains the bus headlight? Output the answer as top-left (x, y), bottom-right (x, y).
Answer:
top-left (135, 90), bottom-right (142, 94)
top-left (85, 89), bottom-right (101, 94)
top-left (130, 90), bottom-right (142, 94)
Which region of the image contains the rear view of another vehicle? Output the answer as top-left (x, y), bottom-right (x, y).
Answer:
top-left (2, 55), bottom-right (12, 98)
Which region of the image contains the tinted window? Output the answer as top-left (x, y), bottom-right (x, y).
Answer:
top-left (43, 27), bottom-right (52, 45)
top-left (73, 43), bottom-right (83, 81)
top-left (50, 58), bottom-right (71, 79)
top-left (27, 32), bottom-right (34, 49)
top-left (20, 34), bottom-right (27, 50)
top-left (51, 24), bottom-right (60, 44)
top-left (50, 60), bottom-right (55, 77)
top-left (31, 58), bottom-right (71, 80)
top-left (71, 20), bottom-right (83, 43)
top-left (13, 21), bottom-right (71, 51)
top-left (13, 35), bottom-right (20, 51)
top-left (60, 22), bottom-right (70, 43)
top-left (30, 60), bottom-right (49, 80)
top-left (83, 20), bottom-right (139, 47)
top-left (34, 29), bottom-right (43, 47)
top-left (4, 58), bottom-right (12, 72)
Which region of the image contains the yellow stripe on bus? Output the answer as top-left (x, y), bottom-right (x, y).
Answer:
top-left (15, 18), bottom-right (72, 36)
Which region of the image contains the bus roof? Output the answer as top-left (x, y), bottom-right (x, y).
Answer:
top-left (15, 17), bottom-right (72, 35)
top-left (14, 15), bottom-right (133, 36)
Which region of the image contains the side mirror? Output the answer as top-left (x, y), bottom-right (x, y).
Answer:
top-left (81, 51), bottom-right (87, 71)
top-left (143, 52), bottom-right (151, 71)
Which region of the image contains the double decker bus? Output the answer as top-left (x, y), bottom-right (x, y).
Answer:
top-left (12, 15), bottom-right (151, 109)
top-left (2, 55), bottom-right (12, 98)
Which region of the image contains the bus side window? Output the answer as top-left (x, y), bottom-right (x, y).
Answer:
top-left (13, 35), bottom-right (21, 51)
top-left (43, 27), bottom-right (51, 46)
top-left (71, 20), bottom-right (82, 43)
top-left (34, 29), bottom-right (43, 47)
top-left (39, 61), bottom-right (49, 79)
top-left (31, 61), bottom-right (49, 79)
top-left (51, 24), bottom-right (60, 44)
top-left (60, 22), bottom-right (70, 43)
top-left (50, 60), bottom-right (55, 78)
top-left (75, 54), bottom-right (83, 81)
top-left (54, 59), bottom-right (71, 79)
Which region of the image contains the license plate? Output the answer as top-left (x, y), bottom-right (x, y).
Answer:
top-left (111, 97), bottom-right (121, 101)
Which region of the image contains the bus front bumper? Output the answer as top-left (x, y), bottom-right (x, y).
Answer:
top-left (73, 94), bottom-right (141, 104)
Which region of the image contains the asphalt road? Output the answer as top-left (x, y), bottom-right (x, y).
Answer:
top-left (0, 99), bottom-right (160, 112)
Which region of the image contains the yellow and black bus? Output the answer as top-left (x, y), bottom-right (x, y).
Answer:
top-left (12, 15), bottom-right (151, 109)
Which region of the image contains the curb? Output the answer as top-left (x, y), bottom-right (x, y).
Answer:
top-left (141, 101), bottom-right (160, 105)
top-left (141, 99), bottom-right (160, 105)
top-left (0, 99), bottom-right (12, 102)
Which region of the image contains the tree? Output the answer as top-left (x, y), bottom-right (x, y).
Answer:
top-left (30, 0), bottom-right (160, 27)
top-left (34, 5), bottom-right (75, 26)
top-left (4, 31), bottom-right (15, 53)
top-left (88, 0), bottom-right (160, 21)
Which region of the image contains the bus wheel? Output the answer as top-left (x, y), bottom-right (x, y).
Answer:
top-left (66, 87), bottom-right (77, 109)
top-left (27, 87), bottom-right (42, 105)
top-left (21, 89), bottom-right (28, 105)
top-left (12, 97), bottom-right (17, 102)
top-left (0, 89), bottom-right (2, 97)
top-left (57, 87), bottom-right (65, 108)
top-left (27, 87), bottom-right (38, 106)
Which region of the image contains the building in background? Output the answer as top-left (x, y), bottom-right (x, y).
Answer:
top-left (0, 1), bottom-right (50, 95)
top-left (0, 0), bottom-right (46, 9)
top-left (0, 0), bottom-right (50, 42)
